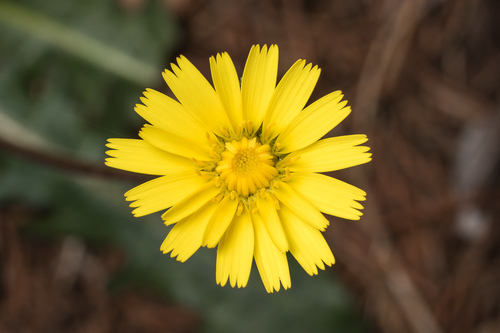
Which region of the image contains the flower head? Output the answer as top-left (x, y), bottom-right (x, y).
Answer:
top-left (105, 45), bottom-right (371, 292)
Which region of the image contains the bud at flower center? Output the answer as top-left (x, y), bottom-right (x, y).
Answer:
top-left (215, 136), bottom-right (278, 197)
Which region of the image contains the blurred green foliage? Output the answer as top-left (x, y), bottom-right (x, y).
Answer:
top-left (0, 1), bottom-right (366, 332)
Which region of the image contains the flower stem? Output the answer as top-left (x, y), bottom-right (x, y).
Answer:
top-left (0, 0), bottom-right (157, 86)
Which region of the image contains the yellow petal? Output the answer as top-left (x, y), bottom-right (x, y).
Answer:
top-left (253, 212), bottom-right (291, 293)
top-left (105, 139), bottom-right (194, 175)
top-left (279, 205), bottom-right (335, 276)
top-left (288, 173), bottom-right (366, 220)
top-left (263, 59), bottom-right (320, 140)
top-left (160, 202), bottom-right (218, 262)
top-left (241, 44), bottom-right (279, 132)
top-left (139, 125), bottom-right (210, 160)
top-left (136, 88), bottom-right (207, 144)
top-left (210, 53), bottom-right (243, 132)
top-left (255, 193), bottom-right (288, 252)
top-left (162, 56), bottom-right (227, 136)
top-left (272, 180), bottom-right (329, 231)
top-left (284, 135), bottom-right (372, 173)
top-left (203, 195), bottom-right (238, 248)
top-left (162, 181), bottom-right (220, 225)
top-left (277, 91), bottom-right (350, 153)
top-left (216, 207), bottom-right (254, 288)
top-left (124, 171), bottom-right (205, 217)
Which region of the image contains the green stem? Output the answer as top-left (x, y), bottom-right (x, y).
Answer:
top-left (0, 0), bottom-right (157, 86)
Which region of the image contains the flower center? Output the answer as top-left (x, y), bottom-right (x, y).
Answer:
top-left (233, 149), bottom-right (258, 175)
top-left (215, 136), bottom-right (278, 197)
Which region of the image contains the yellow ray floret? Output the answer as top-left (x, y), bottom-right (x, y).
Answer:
top-left (216, 207), bottom-right (254, 288)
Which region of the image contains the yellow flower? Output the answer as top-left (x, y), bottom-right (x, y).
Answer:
top-left (105, 45), bottom-right (371, 293)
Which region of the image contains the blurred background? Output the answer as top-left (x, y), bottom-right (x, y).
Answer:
top-left (0, 0), bottom-right (499, 332)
